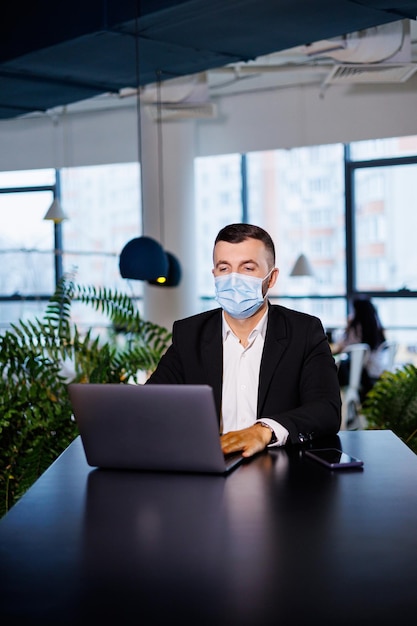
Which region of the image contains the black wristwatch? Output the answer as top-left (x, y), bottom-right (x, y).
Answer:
top-left (258, 421), bottom-right (278, 445)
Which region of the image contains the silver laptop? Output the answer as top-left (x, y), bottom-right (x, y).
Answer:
top-left (68, 383), bottom-right (244, 474)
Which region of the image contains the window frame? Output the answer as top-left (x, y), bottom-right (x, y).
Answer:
top-left (345, 146), bottom-right (417, 302)
top-left (0, 170), bottom-right (62, 303)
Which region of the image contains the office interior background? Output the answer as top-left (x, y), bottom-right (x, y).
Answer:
top-left (1, 11), bottom-right (417, 369)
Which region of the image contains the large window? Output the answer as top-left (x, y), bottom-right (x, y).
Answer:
top-left (0, 164), bottom-right (142, 331)
top-left (0, 169), bottom-right (56, 328)
top-left (353, 164), bottom-right (417, 291)
top-left (195, 154), bottom-right (243, 302)
top-left (0, 169), bottom-right (56, 296)
top-left (3, 135), bottom-right (417, 365)
top-left (196, 144), bottom-right (346, 326)
top-left (195, 135), bottom-right (417, 365)
top-left (61, 163), bottom-right (141, 289)
top-left (246, 144), bottom-right (346, 328)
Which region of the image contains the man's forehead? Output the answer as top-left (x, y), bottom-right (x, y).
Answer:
top-left (213, 239), bottom-right (267, 261)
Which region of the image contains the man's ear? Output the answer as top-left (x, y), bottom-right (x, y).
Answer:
top-left (268, 268), bottom-right (279, 288)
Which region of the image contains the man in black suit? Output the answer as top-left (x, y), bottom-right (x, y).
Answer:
top-left (147, 223), bottom-right (341, 458)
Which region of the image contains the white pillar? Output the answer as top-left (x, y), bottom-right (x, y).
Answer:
top-left (140, 113), bottom-right (199, 331)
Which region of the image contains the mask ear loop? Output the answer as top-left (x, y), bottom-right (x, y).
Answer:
top-left (262, 267), bottom-right (276, 295)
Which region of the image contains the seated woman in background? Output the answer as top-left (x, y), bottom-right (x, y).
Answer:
top-left (332, 298), bottom-right (386, 398)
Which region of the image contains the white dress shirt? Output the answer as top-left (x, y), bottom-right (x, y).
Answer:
top-left (221, 310), bottom-right (288, 446)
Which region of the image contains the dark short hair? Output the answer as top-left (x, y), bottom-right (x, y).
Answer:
top-left (214, 223), bottom-right (275, 265)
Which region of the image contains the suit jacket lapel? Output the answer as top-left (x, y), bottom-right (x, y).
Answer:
top-left (257, 306), bottom-right (288, 417)
top-left (200, 310), bottom-right (223, 418)
top-left (197, 307), bottom-right (288, 421)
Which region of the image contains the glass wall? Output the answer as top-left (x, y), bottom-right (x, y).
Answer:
top-left (353, 163), bottom-right (417, 292)
top-left (348, 135), bottom-right (417, 365)
top-left (61, 163), bottom-right (141, 290)
top-left (0, 164), bottom-right (142, 331)
top-left (195, 134), bottom-right (417, 366)
top-left (3, 134), bottom-right (417, 366)
top-left (194, 154), bottom-right (243, 304)
top-left (195, 144), bottom-right (346, 326)
top-left (246, 144), bottom-right (346, 328)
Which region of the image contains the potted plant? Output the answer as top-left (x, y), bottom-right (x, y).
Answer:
top-left (362, 363), bottom-right (417, 454)
top-left (0, 274), bottom-right (171, 517)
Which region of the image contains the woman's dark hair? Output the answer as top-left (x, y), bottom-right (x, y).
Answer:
top-left (214, 223), bottom-right (275, 265)
top-left (350, 298), bottom-right (386, 350)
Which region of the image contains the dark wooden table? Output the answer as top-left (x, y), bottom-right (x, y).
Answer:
top-left (1, 430), bottom-right (417, 625)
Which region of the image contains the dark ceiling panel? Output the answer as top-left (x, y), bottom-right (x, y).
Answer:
top-left (1, 30), bottom-right (234, 90)
top-left (356, 1), bottom-right (417, 18)
top-left (0, 0), bottom-right (417, 120)
top-left (137, 0), bottom-right (398, 56)
top-left (0, 73), bottom-right (108, 115)
top-left (0, 1), bottom-right (203, 64)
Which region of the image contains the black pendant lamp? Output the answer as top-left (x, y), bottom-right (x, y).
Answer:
top-left (145, 71), bottom-right (182, 288)
top-left (148, 250), bottom-right (181, 287)
top-left (119, 236), bottom-right (168, 281)
top-left (118, 9), bottom-right (181, 287)
top-left (119, 6), bottom-right (165, 283)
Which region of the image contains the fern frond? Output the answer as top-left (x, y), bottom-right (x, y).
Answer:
top-left (1, 274), bottom-right (172, 517)
top-left (362, 364), bottom-right (417, 453)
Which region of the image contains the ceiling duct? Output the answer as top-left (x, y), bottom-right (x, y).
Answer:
top-left (322, 62), bottom-right (417, 85)
top-left (143, 101), bottom-right (217, 121)
top-left (311, 20), bottom-right (417, 87)
top-left (301, 20), bottom-right (410, 64)
top-left (138, 73), bottom-right (217, 121)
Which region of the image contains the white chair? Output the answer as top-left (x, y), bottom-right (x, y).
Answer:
top-left (369, 340), bottom-right (398, 377)
top-left (339, 343), bottom-right (370, 430)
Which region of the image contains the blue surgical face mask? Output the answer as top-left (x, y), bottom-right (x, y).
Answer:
top-left (214, 269), bottom-right (274, 320)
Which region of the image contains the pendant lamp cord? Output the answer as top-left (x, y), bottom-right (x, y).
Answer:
top-left (134, 0), bottom-right (165, 247)
top-left (134, 0), bottom-right (145, 236)
top-left (156, 70), bottom-right (165, 246)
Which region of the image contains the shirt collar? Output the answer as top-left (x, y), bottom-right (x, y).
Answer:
top-left (222, 308), bottom-right (269, 342)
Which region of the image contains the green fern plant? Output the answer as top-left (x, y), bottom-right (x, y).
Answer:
top-left (0, 275), bottom-right (171, 517)
top-left (362, 363), bottom-right (417, 454)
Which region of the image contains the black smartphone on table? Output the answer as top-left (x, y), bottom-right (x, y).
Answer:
top-left (304, 448), bottom-right (364, 469)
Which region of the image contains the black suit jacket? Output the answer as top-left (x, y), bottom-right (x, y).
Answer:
top-left (147, 304), bottom-right (341, 444)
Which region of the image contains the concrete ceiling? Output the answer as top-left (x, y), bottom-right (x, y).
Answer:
top-left (1, 1), bottom-right (417, 120)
